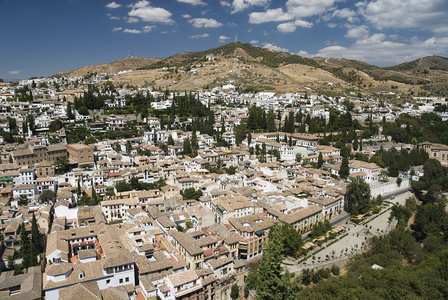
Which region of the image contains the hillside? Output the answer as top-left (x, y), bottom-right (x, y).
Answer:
top-left (139, 42), bottom-right (318, 69)
top-left (58, 56), bottom-right (161, 77)
top-left (59, 43), bottom-right (448, 97)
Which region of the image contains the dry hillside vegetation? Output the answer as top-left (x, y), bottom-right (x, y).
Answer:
top-left (58, 56), bottom-right (161, 77)
top-left (59, 43), bottom-right (448, 96)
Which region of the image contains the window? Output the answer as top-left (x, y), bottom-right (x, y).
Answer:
top-left (125, 277), bottom-right (129, 282)
top-left (119, 278), bottom-right (123, 284)
top-left (106, 279), bottom-right (111, 285)
top-left (79, 272), bottom-right (84, 279)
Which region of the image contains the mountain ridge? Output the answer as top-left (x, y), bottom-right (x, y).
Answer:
top-left (58, 43), bottom-right (448, 96)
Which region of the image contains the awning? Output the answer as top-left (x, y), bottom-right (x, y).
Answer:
top-left (255, 230), bottom-right (264, 236)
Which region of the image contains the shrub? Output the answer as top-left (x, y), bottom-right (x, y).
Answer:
top-left (331, 265), bottom-right (340, 275)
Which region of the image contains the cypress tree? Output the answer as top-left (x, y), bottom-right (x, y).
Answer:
top-left (167, 134), bottom-right (174, 145)
top-left (256, 226), bottom-right (285, 300)
top-left (339, 155), bottom-right (350, 179)
top-left (19, 223), bottom-right (31, 269)
top-left (318, 152), bottom-right (323, 169)
top-left (66, 102), bottom-right (74, 119)
top-left (31, 214), bottom-right (40, 252)
top-left (353, 135), bottom-right (359, 151)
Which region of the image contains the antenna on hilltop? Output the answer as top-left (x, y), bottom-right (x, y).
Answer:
top-left (235, 32), bottom-right (238, 43)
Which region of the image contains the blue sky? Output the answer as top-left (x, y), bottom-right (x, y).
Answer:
top-left (2, 0), bottom-right (448, 80)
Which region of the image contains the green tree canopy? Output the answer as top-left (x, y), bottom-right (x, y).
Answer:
top-left (346, 177), bottom-right (372, 215)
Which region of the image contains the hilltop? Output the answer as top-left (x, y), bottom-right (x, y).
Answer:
top-left (59, 43), bottom-right (448, 97)
top-left (58, 56), bottom-right (161, 77)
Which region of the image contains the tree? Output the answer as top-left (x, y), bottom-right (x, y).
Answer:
top-left (66, 102), bottom-right (74, 119)
top-left (181, 188), bottom-right (202, 200)
top-left (167, 134), bottom-right (174, 145)
top-left (317, 152), bottom-right (323, 169)
top-left (183, 137), bottom-right (192, 155)
top-left (256, 226), bottom-right (285, 300)
top-left (18, 195), bottom-right (28, 206)
top-left (31, 213), bottom-right (40, 253)
top-left (231, 284), bottom-right (239, 300)
top-left (339, 156), bottom-right (350, 179)
top-left (22, 121), bottom-right (28, 136)
top-left (19, 223), bottom-right (31, 269)
top-left (331, 265), bottom-right (340, 276)
top-left (78, 106), bottom-right (89, 115)
top-left (39, 190), bottom-right (56, 204)
top-left (244, 286), bottom-right (250, 298)
top-left (255, 222), bottom-right (302, 299)
top-left (412, 203), bottom-right (447, 242)
top-left (346, 177), bottom-right (372, 215)
top-left (234, 125), bottom-right (247, 146)
top-left (55, 156), bottom-right (70, 174)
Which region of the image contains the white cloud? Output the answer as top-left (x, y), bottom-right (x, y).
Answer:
top-left (327, 23), bottom-right (337, 28)
top-left (128, 0), bottom-right (173, 24)
top-left (220, 1), bottom-right (232, 7)
top-left (142, 25), bottom-right (155, 32)
top-left (112, 27), bottom-right (122, 31)
top-left (297, 50), bottom-right (310, 57)
top-left (182, 14), bottom-right (192, 19)
top-left (177, 0), bottom-right (206, 5)
top-left (219, 35), bottom-right (231, 42)
top-left (345, 25), bottom-right (369, 40)
top-left (332, 8), bottom-right (358, 23)
top-left (277, 19), bottom-right (312, 32)
top-left (249, 8), bottom-right (292, 24)
top-left (286, 0), bottom-right (338, 18)
top-left (250, 40), bottom-right (258, 44)
top-left (231, 0), bottom-right (270, 14)
top-left (277, 22), bottom-right (297, 33)
top-left (9, 70), bottom-right (20, 75)
top-left (189, 18), bottom-right (223, 28)
top-left (127, 17), bottom-right (139, 23)
top-left (110, 16), bottom-right (120, 20)
top-left (123, 28), bottom-right (142, 34)
top-left (191, 33), bottom-right (210, 39)
top-left (359, 0), bottom-right (448, 33)
top-left (263, 43), bottom-right (289, 52)
top-left (227, 22), bottom-right (238, 27)
top-left (106, 2), bottom-right (122, 9)
top-left (249, 0), bottom-right (339, 24)
top-left (315, 35), bottom-right (448, 66)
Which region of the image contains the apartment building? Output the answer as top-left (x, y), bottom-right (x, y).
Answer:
top-left (228, 213), bottom-right (277, 260)
top-left (66, 143), bottom-right (94, 166)
top-left (11, 144), bottom-right (67, 167)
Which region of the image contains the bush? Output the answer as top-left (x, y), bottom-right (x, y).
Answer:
top-left (319, 268), bottom-right (331, 279)
top-left (331, 265), bottom-right (340, 276)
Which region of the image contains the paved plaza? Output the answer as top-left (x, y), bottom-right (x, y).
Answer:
top-left (284, 190), bottom-right (412, 274)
